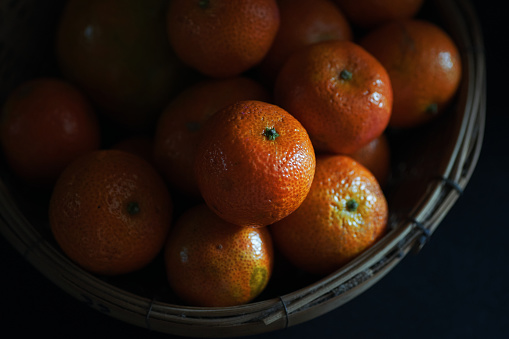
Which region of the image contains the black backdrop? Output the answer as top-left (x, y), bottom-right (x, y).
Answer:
top-left (1, 1), bottom-right (507, 338)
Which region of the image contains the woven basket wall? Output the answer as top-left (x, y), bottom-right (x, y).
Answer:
top-left (0, 0), bottom-right (486, 337)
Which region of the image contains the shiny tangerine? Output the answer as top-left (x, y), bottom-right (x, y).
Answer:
top-left (270, 154), bottom-right (388, 275)
top-left (194, 100), bottom-right (316, 228)
top-left (164, 204), bottom-right (274, 307)
top-left (274, 40), bottom-right (393, 155)
top-left (360, 19), bottom-right (462, 129)
top-left (49, 150), bottom-right (173, 276)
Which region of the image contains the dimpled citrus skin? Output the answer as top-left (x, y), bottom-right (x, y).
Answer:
top-left (49, 150), bottom-right (173, 276)
top-left (166, 0), bottom-right (280, 78)
top-left (194, 100), bottom-right (316, 228)
top-left (274, 40), bottom-right (393, 155)
top-left (270, 155), bottom-right (388, 276)
top-left (164, 204), bottom-right (274, 307)
top-left (359, 19), bottom-right (462, 129)
top-left (153, 77), bottom-right (270, 198)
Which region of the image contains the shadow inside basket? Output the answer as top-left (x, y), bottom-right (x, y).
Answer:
top-left (0, 0), bottom-right (478, 319)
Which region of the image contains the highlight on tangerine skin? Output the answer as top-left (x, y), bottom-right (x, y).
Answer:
top-left (270, 154), bottom-right (388, 276)
top-left (274, 40), bottom-right (393, 155)
top-left (164, 204), bottom-right (274, 307)
top-left (194, 100), bottom-right (316, 228)
top-left (359, 19), bottom-right (462, 129)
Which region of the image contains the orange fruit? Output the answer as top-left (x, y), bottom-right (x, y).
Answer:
top-left (334, 0), bottom-right (424, 29)
top-left (359, 19), bottom-right (462, 129)
top-left (270, 154), bottom-right (388, 276)
top-left (166, 0), bottom-right (280, 78)
top-left (0, 78), bottom-right (100, 188)
top-left (49, 150), bottom-right (173, 276)
top-left (274, 40), bottom-right (393, 155)
top-left (153, 77), bottom-right (270, 198)
top-left (164, 204), bottom-right (273, 307)
top-left (350, 133), bottom-right (391, 188)
top-left (194, 100), bottom-right (316, 228)
top-left (257, 0), bottom-right (353, 85)
top-left (56, 0), bottom-right (192, 130)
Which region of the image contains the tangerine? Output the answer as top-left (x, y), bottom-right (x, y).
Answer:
top-left (194, 100), bottom-right (316, 228)
top-left (0, 78), bottom-right (100, 188)
top-left (258, 0), bottom-right (353, 85)
top-left (270, 154), bottom-right (388, 275)
top-left (153, 77), bottom-right (270, 198)
top-left (359, 19), bottom-right (462, 129)
top-left (350, 133), bottom-right (391, 188)
top-left (166, 0), bottom-right (280, 78)
top-left (56, 0), bottom-right (192, 130)
top-left (164, 204), bottom-right (273, 307)
top-left (274, 40), bottom-right (392, 155)
top-left (49, 150), bottom-right (173, 276)
top-left (334, 0), bottom-right (424, 29)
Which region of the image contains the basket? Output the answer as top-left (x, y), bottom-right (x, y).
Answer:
top-left (0, 0), bottom-right (486, 337)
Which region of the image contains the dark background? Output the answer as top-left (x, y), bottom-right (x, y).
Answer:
top-left (1, 0), bottom-right (507, 338)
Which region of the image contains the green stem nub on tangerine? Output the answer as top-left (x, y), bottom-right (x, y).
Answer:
top-left (340, 69), bottom-right (353, 81)
top-left (127, 201), bottom-right (140, 216)
top-left (346, 199), bottom-right (359, 212)
top-left (198, 0), bottom-right (210, 9)
top-left (263, 127), bottom-right (280, 141)
top-left (426, 103), bottom-right (438, 114)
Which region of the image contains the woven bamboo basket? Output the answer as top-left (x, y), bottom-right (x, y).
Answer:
top-left (0, 0), bottom-right (486, 337)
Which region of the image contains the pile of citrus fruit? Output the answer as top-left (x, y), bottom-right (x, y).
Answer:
top-left (0, 0), bottom-right (462, 307)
